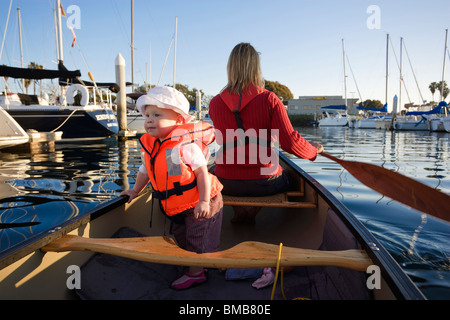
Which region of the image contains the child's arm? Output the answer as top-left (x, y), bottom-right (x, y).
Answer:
top-left (119, 171), bottom-right (150, 203)
top-left (193, 165), bottom-right (211, 219)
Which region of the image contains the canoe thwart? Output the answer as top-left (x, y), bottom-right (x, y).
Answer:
top-left (223, 191), bottom-right (317, 209)
top-left (41, 235), bottom-right (372, 271)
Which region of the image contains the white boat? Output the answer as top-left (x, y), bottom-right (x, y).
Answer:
top-left (393, 117), bottom-right (430, 131)
top-left (428, 102), bottom-right (449, 132)
top-left (354, 116), bottom-right (377, 129)
top-left (429, 117), bottom-right (446, 132)
top-left (443, 116), bottom-right (450, 132)
top-left (354, 103), bottom-right (388, 129)
top-left (318, 105), bottom-right (349, 127)
top-left (394, 103), bottom-right (445, 132)
top-left (0, 83), bottom-right (119, 141)
top-left (318, 111), bottom-right (349, 127)
top-left (0, 105), bottom-right (29, 149)
top-left (374, 115), bottom-right (393, 130)
top-left (432, 30), bottom-right (450, 133)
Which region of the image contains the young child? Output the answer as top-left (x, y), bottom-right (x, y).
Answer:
top-left (120, 86), bottom-right (223, 290)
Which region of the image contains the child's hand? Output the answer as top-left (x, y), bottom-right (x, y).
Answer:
top-left (194, 200), bottom-right (210, 219)
top-left (119, 189), bottom-right (139, 204)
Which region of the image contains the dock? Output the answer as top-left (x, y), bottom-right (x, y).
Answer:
top-left (2, 131), bottom-right (62, 154)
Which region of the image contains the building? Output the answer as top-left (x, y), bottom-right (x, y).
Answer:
top-left (287, 95), bottom-right (358, 115)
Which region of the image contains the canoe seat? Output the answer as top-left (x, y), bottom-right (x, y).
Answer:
top-left (223, 191), bottom-right (317, 208)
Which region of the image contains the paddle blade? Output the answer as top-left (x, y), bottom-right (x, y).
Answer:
top-left (321, 152), bottom-right (450, 223)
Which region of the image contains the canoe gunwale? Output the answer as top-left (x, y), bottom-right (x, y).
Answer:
top-left (0, 195), bottom-right (127, 270)
top-left (279, 153), bottom-right (425, 300)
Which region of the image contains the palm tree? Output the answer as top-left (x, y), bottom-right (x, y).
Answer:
top-left (429, 82), bottom-right (439, 101)
top-left (24, 62), bottom-right (44, 95)
top-left (437, 80), bottom-right (449, 101)
top-left (443, 87), bottom-right (449, 100)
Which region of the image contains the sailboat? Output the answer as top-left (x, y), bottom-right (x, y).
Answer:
top-left (0, 105), bottom-right (29, 149)
top-left (358, 35), bottom-right (391, 130)
top-left (430, 29), bottom-right (450, 132)
top-left (0, 1), bottom-right (119, 141)
top-left (394, 31), bottom-right (449, 132)
top-left (125, 1), bottom-right (180, 134)
top-left (318, 40), bottom-right (350, 127)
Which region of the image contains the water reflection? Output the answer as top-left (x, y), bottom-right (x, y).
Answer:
top-left (294, 126), bottom-right (450, 298)
top-left (0, 137), bottom-right (142, 252)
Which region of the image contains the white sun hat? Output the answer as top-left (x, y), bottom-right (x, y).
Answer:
top-left (136, 86), bottom-right (192, 121)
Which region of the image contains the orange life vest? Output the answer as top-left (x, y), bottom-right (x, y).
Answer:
top-left (140, 122), bottom-right (222, 216)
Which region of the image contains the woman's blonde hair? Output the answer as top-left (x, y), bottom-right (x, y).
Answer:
top-left (226, 43), bottom-right (265, 95)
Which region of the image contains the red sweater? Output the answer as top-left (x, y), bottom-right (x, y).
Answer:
top-left (209, 86), bottom-right (318, 180)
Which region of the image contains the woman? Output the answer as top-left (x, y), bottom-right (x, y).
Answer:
top-left (209, 42), bottom-right (324, 224)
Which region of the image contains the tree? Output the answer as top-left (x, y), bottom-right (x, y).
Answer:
top-left (436, 80), bottom-right (449, 100)
top-left (24, 62), bottom-right (43, 94)
top-left (136, 83), bottom-right (205, 107)
top-left (429, 82), bottom-right (439, 101)
top-left (264, 80), bottom-right (293, 100)
top-left (359, 99), bottom-right (384, 109)
top-left (172, 84), bottom-right (205, 107)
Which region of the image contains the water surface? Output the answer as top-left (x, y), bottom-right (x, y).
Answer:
top-left (0, 127), bottom-right (448, 299)
top-left (291, 126), bottom-right (450, 299)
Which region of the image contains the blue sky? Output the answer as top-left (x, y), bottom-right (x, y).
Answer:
top-left (1, 0), bottom-right (449, 109)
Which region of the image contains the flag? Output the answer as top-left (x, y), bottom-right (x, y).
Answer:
top-left (69, 26), bottom-right (76, 47)
top-left (60, 3), bottom-right (66, 17)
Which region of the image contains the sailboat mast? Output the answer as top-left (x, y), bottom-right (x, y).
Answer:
top-left (342, 39), bottom-right (347, 110)
top-left (385, 33), bottom-right (389, 107)
top-left (17, 8), bottom-right (24, 93)
top-left (399, 37), bottom-right (402, 114)
top-left (173, 16), bottom-right (178, 89)
top-left (131, 0), bottom-right (134, 92)
top-left (149, 44), bottom-right (152, 90)
top-left (56, 0), bottom-right (63, 64)
top-left (441, 29), bottom-right (448, 102)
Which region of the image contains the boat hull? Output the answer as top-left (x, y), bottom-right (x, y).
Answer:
top-left (355, 119), bottom-right (376, 129)
top-left (442, 116), bottom-right (450, 132)
top-left (126, 112), bottom-right (146, 134)
top-left (0, 106), bottom-right (29, 149)
top-left (6, 107), bottom-right (119, 140)
top-left (394, 120), bottom-right (429, 131)
top-left (318, 118), bottom-right (348, 127)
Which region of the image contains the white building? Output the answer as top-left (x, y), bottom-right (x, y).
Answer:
top-left (287, 95), bottom-right (358, 115)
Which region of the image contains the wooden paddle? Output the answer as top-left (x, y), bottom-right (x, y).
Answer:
top-left (41, 234), bottom-right (372, 272)
top-left (321, 152), bottom-right (450, 223)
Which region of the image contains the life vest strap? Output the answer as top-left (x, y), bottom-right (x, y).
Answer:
top-left (152, 180), bottom-right (197, 200)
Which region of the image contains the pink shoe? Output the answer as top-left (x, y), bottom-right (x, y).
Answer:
top-left (171, 269), bottom-right (207, 290)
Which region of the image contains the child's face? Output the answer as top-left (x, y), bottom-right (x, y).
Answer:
top-left (143, 105), bottom-right (184, 139)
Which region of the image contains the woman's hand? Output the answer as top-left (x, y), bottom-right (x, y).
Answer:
top-left (311, 142), bottom-right (324, 154)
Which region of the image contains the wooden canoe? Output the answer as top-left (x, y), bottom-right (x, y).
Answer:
top-left (0, 152), bottom-right (425, 300)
